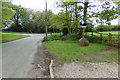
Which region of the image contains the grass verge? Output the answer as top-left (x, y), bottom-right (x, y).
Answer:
top-left (2, 31), bottom-right (40, 34)
top-left (44, 40), bottom-right (106, 63)
top-left (1, 34), bottom-right (30, 43)
top-left (44, 33), bottom-right (118, 63)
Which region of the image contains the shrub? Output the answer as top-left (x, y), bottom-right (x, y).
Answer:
top-left (46, 34), bottom-right (82, 41)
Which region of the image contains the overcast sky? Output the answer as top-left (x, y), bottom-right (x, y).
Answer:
top-left (11, 0), bottom-right (61, 14)
top-left (11, 0), bottom-right (118, 25)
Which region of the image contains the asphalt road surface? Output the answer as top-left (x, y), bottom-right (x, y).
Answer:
top-left (2, 34), bottom-right (45, 78)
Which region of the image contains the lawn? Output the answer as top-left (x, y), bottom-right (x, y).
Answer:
top-left (44, 33), bottom-right (118, 63)
top-left (1, 34), bottom-right (30, 43)
top-left (105, 51), bottom-right (118, 60)
top-left (2, 31), bottom-right (40, 34)
top-left (44, 40), bottom-right (106, 63)
top-left (87, 31), bottom-right (119, 37)
top-left (99, 31), bottom-right (119, 34)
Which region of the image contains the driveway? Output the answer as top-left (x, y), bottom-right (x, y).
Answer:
top-left (2, 34), bottom-right (45, 78)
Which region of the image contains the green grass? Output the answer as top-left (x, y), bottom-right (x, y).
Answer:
top-left (44, 33), bottom-right (118, 63)
top-left (87, 31), bottom-right (119, 45)
top-left (51, 33), bottom-right (63, 35)
top-left (106, 51), bottom-right (118, 60)
top-left (2, 31), bottom-right (40, 34)
top-left (1, 34), bottom-right (30, 43)
top-left (99, 31), bottom-right (119, 34)
top-left (44, 40), bottom-right (105, 63)
top-left (87, 31), bottom-right (119, 36)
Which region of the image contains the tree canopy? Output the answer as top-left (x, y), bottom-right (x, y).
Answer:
top-left (1, 0), bottom-right (119, 33)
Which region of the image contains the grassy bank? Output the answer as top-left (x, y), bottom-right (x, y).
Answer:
top-left (44, 33), bottom-right (118, 63)
top-left (1, 34), bottom-right (30, 43)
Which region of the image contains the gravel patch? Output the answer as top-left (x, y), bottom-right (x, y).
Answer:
top-left (53, 62), bottom-right (118, 78)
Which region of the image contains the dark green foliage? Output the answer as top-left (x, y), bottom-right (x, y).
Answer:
top-left (9, 24), bottom-right (23, 32)
top-left (2, 1), bottom-right (119, 34)
top-left (47, 34), bottom-right (81, 41)
top-left (63, 28), bottom-right (68, 35)
top-left (7, 6), bottom-right (54, 33)
top-left (47, 33), bottom-right (109, 46)
top-left (84, 35), bottom-right (107, 44)
top-left (2, 4), bottom-right (55, 33)
top-left (48, 28), bottom-right (61, 33)
top-left (85, 23), bottom-right (94, 32)
top-left (62, 34), bottom-right (81, 40)
top-left (47, 35), bottom-right (63, 41)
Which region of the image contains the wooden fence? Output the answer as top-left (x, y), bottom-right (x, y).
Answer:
top-left (86, 31), bottom-right (120, 47)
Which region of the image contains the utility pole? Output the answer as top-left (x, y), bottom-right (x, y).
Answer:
top-left (118, 3), bottom-right (120, 26)
top-left (45, 0), bottom-right (48, 42)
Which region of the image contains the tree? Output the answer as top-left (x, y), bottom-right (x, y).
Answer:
top-left (93, 2), bottom-right (119, 25)
top-left (55, 0), bottom-right (119, 34)
top-left (8, 5), bottom-right (31, 32)
top-left (2, 1), bottom-right (15, 28)
top-left (56, 1), bottom-right (75, 34)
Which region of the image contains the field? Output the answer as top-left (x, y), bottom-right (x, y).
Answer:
top-left (87, 31), bottom-right (119, 37)
top-left (44, 32), bottom-right (118, 63)
top-left (0, 34), bottom-right (30, 43)
top-left (99, 31), bottom-right (119, 34)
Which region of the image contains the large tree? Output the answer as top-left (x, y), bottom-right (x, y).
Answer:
top-left (55, 0), bottom-right (119, 34)
top-left (9, 5), bottom-right (30, 32)
top-left (2, 1), bottom-right (15, 28)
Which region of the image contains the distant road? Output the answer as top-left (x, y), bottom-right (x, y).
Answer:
top-left (2, 34), bottom-right (45, 78)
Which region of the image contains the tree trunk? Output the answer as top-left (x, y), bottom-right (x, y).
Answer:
top-left (65, 5), bottom-right (71, 34)
top-left (75, 3), bottom-right (78, 28)
top-left (16, 15), bottom-right (19, 26)
top-left (83, 1), bottom-right (89, 21)
top-left (74, 2), bottom-right (78, 33)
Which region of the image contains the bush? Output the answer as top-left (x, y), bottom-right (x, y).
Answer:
top-left (85, 35), bottom-right (104, 44)
top-left (46, 33), bottom-right (109, 46)
top-left (62, 34), bottom-right (81, 40)
top-left (9, 25), bottom-right (23, 32)
top-left (46, 34), bottom-right (82, 41)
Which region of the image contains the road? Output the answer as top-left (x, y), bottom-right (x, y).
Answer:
top-left (2, 34), bottom-right (45, 78)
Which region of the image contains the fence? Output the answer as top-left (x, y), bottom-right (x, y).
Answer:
top-left (86, 31), bottom-right (120, 47)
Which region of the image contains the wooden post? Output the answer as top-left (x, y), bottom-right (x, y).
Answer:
top-left (82, 28), bottom-right (85, 38)
top-left (91, 31), bottom-right (93, 37)
top-left (45, 0), bottom-right (48, 42)
top-left (85, 31), bottom-right (87, 36)
top-left (108, 33), bottom-right (112, 44)
top-left (100, 34), bottom-right (102, 40)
